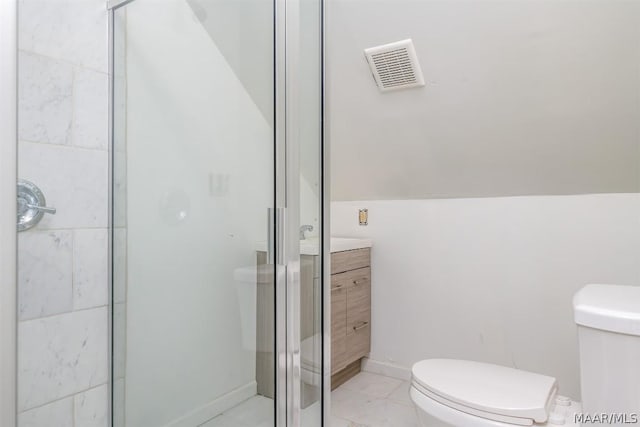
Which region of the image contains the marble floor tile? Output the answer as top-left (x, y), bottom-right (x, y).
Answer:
top-left (339, 372), bottom-right (403, 399)
top-left (331, 372), bottom-right (419, 427)
top-left (200, 373), bottom-right (419, 427)
top-left (387, 381), bottom-right (413, 406)
top-left (331, 416), bottom-right (368, 427)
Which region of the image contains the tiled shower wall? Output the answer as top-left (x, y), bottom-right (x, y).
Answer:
top-left (17, 0), bottom-right (109, 425)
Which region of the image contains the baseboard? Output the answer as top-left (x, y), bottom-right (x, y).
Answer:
top-left (165, 381), bottom-right (257, 427)
top-left (361, 357), bottom-right (412, 381)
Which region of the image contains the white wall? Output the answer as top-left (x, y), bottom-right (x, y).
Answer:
top-left (16, 0), bottom-right (109, 425)
top-left (332, 194), bottom-right (640, 399)
top-left (121, 0), bottom-right (273, 425)
top-left (328, 0), bottom-right (640, 201)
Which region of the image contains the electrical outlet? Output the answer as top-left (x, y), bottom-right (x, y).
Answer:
top-left (359, 209), bottom-right (368, 226)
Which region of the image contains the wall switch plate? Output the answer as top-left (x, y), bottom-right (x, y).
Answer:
top-left (359, 209), bottom-right (368, 226)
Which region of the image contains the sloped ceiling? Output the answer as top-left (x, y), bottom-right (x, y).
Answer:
top-left (187, 0), bottom-right (273, 124)
top-left (328, 0), bottom-right (640, 201)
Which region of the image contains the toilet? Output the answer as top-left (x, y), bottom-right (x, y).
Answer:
top-left (410, 284), bottom-right (640, 427)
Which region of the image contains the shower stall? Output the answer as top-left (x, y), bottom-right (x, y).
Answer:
top-left (109, 0), bottom-right (326, 425)
top-left (2, 0), bottom-right (326, 424)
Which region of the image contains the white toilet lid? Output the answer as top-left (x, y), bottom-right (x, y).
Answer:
top-left (412, 359), bottom-right (557, 423)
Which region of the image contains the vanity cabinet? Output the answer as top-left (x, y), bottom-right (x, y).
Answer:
top-left (331, 248), bottom-right (371, 389)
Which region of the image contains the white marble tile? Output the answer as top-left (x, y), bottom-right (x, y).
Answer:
top-left (18, 307), bottom-right (109, 411)
top-left (18, 230), bottom-right (73, 320)
top-left (113, 150), bottom-right (127, 228)
top-left (112, 75), bottom-right (127, 151)
top-left (340, 372), bottom-right (403, 399)
top-left (72, 67), bottom-right (108, 150)
top-left (330, 417), bottom-right (369, 427)
top-left (18, 51), bottom-right (73, 145)
top-left (331, 387), bottom-right (419, 427)
top-left (18, 0), bottom-right (108, 72)
top-left (387, 381), bottom-right (413, 407)
top-left (18, 141), bottom-right (108, 229)
top-left (73, 229), bottom-right (108, 310)
top-left (74, 384), bottom-right (109, 427)
top-left (113, 228), bottom-right (127, 303)
top-left (18, 396), bottom-right (73, 427)
top-left (113, 302), bottom-right (126, 380)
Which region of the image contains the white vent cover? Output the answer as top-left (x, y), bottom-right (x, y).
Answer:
top-left (364, 39), bottom-right (425, 92)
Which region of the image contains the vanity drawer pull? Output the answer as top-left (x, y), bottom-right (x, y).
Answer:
top-left (352, 321), bottom-right (369, 331)
top-left (332, 284), bottom-right (344, 290)
top-left (352, 278), bottom-right (368, 285)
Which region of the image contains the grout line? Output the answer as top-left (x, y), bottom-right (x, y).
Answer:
top-left (24, 226), bottom-right (109, 232)
top-left (71, 229), bottom-right (77, 313)
top-left (69, 58), bottom-right (77, 149)
top-left (18, 304), bottom-right (108, 324)
top-left (71, 388), bottom-right (75, 427)
top-left (18, 49), bottom-right (109, 76)
top-left (19, 138), bottom-right (109, 153)
top-left (18, 383), bottom-right (107, 416)
top-left (386, 378), bottom-right (407, 397)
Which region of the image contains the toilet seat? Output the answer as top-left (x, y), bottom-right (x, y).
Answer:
top-left (410, 385), bottom-right (536, 427)
top-left (411, 359), bottom-right (557, 425)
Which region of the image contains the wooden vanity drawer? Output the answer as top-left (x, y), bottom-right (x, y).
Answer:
top-left (346, 322), bottom-right (371, 362)
top-left (331, 286), bottom-right (347, 335)
top-left (331, 267), bottom-right (370, 290)
top-left (331, 248), bottom-right (370, 274)
top-left (331, 285), bottom-right (347, 373)
top-left (330, 247), bottom-right (372, 382)
top-left (331, 332), bottom-right (348, 373)
top-left (347, 293), bottom-right (370, 330)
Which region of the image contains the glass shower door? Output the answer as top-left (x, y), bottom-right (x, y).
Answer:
top-left (111, 0), bottom-right (278, 425)
top-left (110, 0), bottom-right (324, 426)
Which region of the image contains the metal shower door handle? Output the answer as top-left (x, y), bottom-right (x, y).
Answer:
top-left (17, 179), bottom-right (56, 231)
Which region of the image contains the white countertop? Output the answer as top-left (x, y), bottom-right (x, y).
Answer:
top-left (255, 236), bottom-right (372, 256)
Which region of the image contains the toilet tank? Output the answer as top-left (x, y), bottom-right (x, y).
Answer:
top-left (573, 284), bottom-right (640, 418)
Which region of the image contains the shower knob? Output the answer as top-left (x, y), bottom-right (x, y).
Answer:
top-left (17, 179), bottom-right (56, 232)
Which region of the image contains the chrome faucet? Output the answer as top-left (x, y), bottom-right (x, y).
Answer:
top-left (300, 224), bottom-right (314, 240)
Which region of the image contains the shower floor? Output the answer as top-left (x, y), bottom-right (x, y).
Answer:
top-left (200, 371), bottom-right (417, 427)
top-left (199, 395), bottom-right (272, 427)
top-left (199, 394), bottom-right (322, 427)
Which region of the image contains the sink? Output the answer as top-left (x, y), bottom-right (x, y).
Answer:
top-left (256, 237), bottom-right (372, 256)
top-left (301, 236), bottom-right (372, 255)
top-left (330, 237), bottom-right (373, 253)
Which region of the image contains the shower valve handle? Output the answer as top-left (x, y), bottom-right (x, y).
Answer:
top-left (26, 204), bottom-right (57, 215)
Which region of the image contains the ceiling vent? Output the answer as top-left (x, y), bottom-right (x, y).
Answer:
top-left (364, 39), bottom-right (425, 92)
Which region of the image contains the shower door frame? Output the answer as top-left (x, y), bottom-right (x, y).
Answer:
top-left (106, 0), bottom-right (325, 425)
top-left (0, 1), bottom-right (17, 426)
